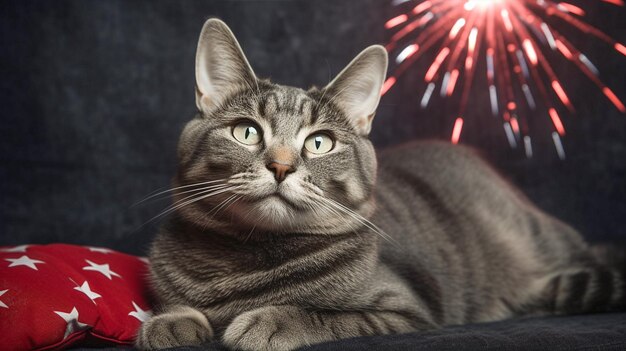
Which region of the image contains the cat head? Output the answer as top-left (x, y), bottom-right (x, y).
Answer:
top-left (174, 19), bottom-right (387, 236)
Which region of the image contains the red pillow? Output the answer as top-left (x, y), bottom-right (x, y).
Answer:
top-left (0, 244), bottom-right (152, 350)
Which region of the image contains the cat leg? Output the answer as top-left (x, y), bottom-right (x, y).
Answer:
top-left (135, 305), bottom-right (213, 350)
top-left (222, 304), bottom-right (430, 351)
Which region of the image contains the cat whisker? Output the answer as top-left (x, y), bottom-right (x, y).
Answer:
top-left (133, 179), bottom-right (228, 206)
top-left (161, 186), bottom-right (232, 218)
top-left (320, 197), bottom-right (397, 245)
top-left (139, 184), bottom-right (231, 209)
top-left (243, 224), bottom-right (257, 244)
top-left (221, 195), bottom-right (243, 220)
top-left (141, 186), bottom-right (241, 228)
top-left (196, 194), bottom-right (242, 234)
top-left (133, 186), bottom-right (229, 232)
top-left (303, 181), bottom-right (388, 239)
top-left (204, 194), bottom-right (239, 220)
top-left (169, 184), bottom-right (231, 204)
top-left (307, 201), bottom-right (347, 233)
top-left (166, 186), bottom-right (238, 217)
top-left (304, 194), bottom-right (340, 217)
top-left (227, 195), bottom-right (243, 211)
top-left (314, 200), bottom-right (365, 234)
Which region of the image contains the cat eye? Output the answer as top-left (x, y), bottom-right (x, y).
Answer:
top-left (304, 133), bottom-right (334, 154)
top-left (232, 122), bottom-right (262, 145)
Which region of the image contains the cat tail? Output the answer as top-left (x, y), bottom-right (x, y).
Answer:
top-left (542, 245), bottom-right (626, 315)
top-left (589, 244), bottom-right (626, 311)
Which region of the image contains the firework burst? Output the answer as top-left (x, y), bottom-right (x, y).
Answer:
top-left (383, 0), bottom-right (626, 159)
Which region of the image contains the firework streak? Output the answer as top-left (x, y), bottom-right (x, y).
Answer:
top-left (383, 0), bottom-right (625, 159)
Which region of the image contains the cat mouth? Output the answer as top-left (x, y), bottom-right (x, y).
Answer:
top-left (267, 193), bottom-right (303, 210)
top-left (236, 187), bottom-right (310, 212)
top-left (240, 190), bottom-right (308, 211)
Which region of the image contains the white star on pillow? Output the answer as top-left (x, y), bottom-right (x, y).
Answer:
top-left (0, 245), bottom-right (30, 253)
top-left (82, 260), bottom-right (121, 280)
top-left (128, 301), bottom-right (152, 322)
top-left (88, 247), bottom-right (113, 254)
top-left (5, 255), bottom-right (45, 270)
top-left (54, 307), bottom-right (90, 339)
top-left (0, 289), bottom-right (8, 308)
top-left (74, 281), bottom-right (101, 303)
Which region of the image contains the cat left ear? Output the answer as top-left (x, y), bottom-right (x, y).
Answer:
top-left (195, 19), bottom-right (257, 114)
top-left (323, 45), bottom-right (388, 135)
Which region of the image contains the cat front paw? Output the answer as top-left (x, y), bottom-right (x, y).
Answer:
top-left (222, 306), bottom-right (315, 351)
top-left (135, 305), bottom-right (213, 350)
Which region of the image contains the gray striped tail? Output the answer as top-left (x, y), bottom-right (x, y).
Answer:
top-left (548, 246), bottom-right (626, 314)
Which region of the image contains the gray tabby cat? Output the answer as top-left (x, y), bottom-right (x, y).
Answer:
top-left (136, 19), bottom-right (625, 350)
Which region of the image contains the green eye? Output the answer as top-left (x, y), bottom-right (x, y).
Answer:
top-left (232, 122), bottom-right (262, 145)
top-left (304, 133), bottom-right (334, 154)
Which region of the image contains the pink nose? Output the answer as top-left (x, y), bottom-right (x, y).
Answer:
top-left (266, 161), bottom-right (295, 182)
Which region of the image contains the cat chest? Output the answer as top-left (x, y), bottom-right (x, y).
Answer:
top-left (157, 251), bottom-right (370, 318)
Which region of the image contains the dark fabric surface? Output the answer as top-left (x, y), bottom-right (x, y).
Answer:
top-left (1, 1), bottom-right (626, 254)
top-left (3, 2), bottom-right (625, 349)
top-left (72, 313), bottom-right (626, 351)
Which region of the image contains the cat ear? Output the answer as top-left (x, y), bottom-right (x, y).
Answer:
top-left (195, 19), bottom-right (257, 113)
top-left (323, 45), bottom-right (388, 135)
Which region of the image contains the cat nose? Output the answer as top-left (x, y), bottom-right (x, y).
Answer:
top-left (266, 161), bottom-right (295, 182)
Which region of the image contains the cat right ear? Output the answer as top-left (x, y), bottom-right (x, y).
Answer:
top-left (195, 19), bottom-right (257, 114)
top-left (322, 45), bottom-right (388, 136)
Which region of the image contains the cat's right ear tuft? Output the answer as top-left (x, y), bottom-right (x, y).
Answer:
top-left (195, 19), bottom-right (257, 114)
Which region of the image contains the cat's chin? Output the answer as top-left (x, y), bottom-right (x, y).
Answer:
top-left (235, 195), bottom-right (301, 231)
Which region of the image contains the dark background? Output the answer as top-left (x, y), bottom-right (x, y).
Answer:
top-left (1, 0), bottom-right (625, 255)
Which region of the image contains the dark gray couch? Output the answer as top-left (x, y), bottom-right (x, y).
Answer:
top-left (4, 1), bottom-right (626, 350)
top-left (75, 313), bottom-right (626, 350)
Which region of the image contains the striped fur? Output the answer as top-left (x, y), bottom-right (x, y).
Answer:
top-left (136, 19), bottom-right (625, 351)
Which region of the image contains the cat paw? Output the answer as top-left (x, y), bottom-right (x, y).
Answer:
top-left (222, 306), bottom-right (312, 351)
top-left (135, 306), bottom-right (213, 350)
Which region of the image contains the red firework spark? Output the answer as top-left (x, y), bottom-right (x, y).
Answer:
top-left (382, 0), bottom-right (626, 159)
